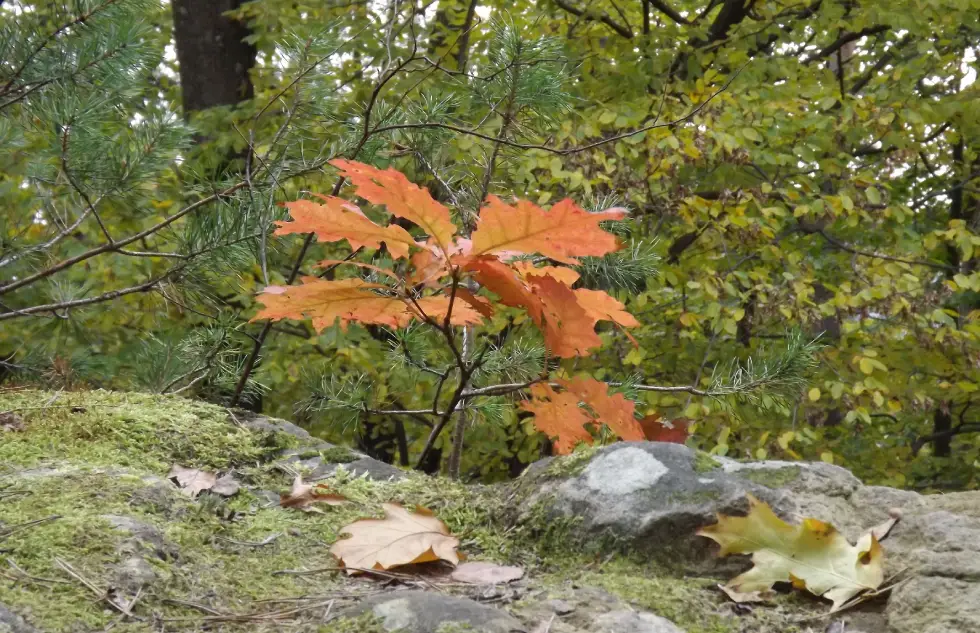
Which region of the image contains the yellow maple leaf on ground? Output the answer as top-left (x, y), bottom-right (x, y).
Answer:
top-left (330, 503), bottom-right (461, 575)
top-left (697, 494), bottom-right (884, 611)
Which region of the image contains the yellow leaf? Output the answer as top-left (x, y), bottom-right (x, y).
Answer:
top-left (777, 431), bottom-right (795, 450)
top-left (820, 451), bottom-right (834, 464)
top-left (859, 357), bottom-right (875, 375)
top-left (808, 388), bottom-right (821, 402)
top-left (698, 495), bottom-right (885, 611)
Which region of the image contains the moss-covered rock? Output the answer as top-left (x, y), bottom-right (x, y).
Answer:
top-left (10, 389), bottom-right (962, 633)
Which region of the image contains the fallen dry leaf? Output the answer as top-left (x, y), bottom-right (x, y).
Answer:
top-left (863, 508), bottom-right (902, 543)
top-left (279, 475), bottom-right (348, 512)
top-left (167, 465), bottom-right (217, 498)
top-left (716, 584), bottom-right (772, 604)
top-left (330, 503), bottom-right (460, 574)
top-left (450, 561), bottom-right (524, 585)
top-left (698, 494), bottom-right (885, 611)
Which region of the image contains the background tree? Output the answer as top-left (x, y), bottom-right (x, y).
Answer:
top-left (1, 0), bottom-right (978, 489)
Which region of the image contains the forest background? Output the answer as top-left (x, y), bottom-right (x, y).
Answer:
top-left (1, 0), bottom-right (978, 490)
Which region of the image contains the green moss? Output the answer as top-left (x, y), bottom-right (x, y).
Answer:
top-left (318, 446), bottom-right (359, 463)
top-left (542, 445), bottom-right (600, 479)
top-left (738, 466), bottom-right (801, 489)
top-left (537, 556), bottom-right (812, 633)
top-left (436, 623), bottom-right (477, 633)
top-left (0, 389), bottom-right (297, 472)
top-left (321, 614), bottom-right (388, 633)
top-left (693, 451), bottom-right (722, 474)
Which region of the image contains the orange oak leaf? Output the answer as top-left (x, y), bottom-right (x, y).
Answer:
top-left (639, 414), bottom-right (690, 443)
top-left (521, 378), bottom-right (643, 453)
top-left (451, 287), bottom-right (494, 319)
top-left (511, 260), bottom-right (581, 285)
top-left (464, 256), bottom-right (543, 323)
top-left (253, 278), bottom-right (412, 331)
top-left (463, 258), bottom-right (601, 357)
top-left (573, 288), bottom-right (641, 328)
top-left (254, 277), bottom-right (485, 330)
top-left (412, 295), bottom-right (486, 325)
top-left (329, 503), bottom-right (461, 574)
top-left (519, 383), bottom-right (594, 455)
top-left (409, 238), bottom-right (471, 287)
top-left (471, 196), bottom-right (626, 264)
top-left (331, 160), bottom-right (459, 256)
top-left (317, 259), bottom-right (401, 282)
top-left (527, 274), bottom-right (603, 357)
top-left (275, 197), bottom-right (419, 259)
top-left (558, 376), bottom-right (644, 442)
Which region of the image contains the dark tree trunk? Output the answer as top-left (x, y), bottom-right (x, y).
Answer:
top-left (171, 0), bottom-right (256, 116)
top-left (932, 406), bottom-right (952, 458)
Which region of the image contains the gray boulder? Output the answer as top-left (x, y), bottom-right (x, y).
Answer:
top-left (277, 444), bottom-right (407, 481)
top-left (592, 610), bottom-right (686, 633)
top-left (521, 441), bottom-right (980, 633)
top-left (0, 604), bottom-right (39, 633)
top-left (348, 590), bottom-right (526, 633)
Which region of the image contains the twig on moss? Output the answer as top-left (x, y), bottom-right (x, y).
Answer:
top-left (0, 515), bottom-right (62, 541)
top-left (5, 557), bottom-right (72, 585)
top-left (55, 557), bottom-right (135, 617)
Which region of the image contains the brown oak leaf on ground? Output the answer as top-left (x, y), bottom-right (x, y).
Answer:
top-left (330, 503), bottom-right (460, 575)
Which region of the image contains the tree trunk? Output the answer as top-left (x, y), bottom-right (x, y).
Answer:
top-left (932, 406), bottom-right (952, 458)
top-left (171, 0), bottom-right (256, 116)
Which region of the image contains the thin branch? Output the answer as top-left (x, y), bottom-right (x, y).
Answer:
top-left (552, 0), bottom-right (633, 39)
top-left (649, 0), bottom-right (691, 25)
top-left (814, 229), bottom-right (954, 272)
top-left (370, 66), bottom-right (742, 156)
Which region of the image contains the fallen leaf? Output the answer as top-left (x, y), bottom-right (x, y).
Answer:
top-left (862, 508), bottom-right (902, 542)
top-left (639, 415), bottom-right (690, 443)
top-left (716, 584), bottom-right (772, 604)
top-left (279, 476), bottom-right (348, 511)
top-left (330, 503), bottom-right (460, 574)
top-left (450, 561), bottom-right (524, 585)
top-left (698, 494), bottom-right (885, 611)
top-left (167, 465), bottom-right (218, 498)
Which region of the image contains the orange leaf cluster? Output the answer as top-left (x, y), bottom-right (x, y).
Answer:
top-left (254, 278), bottom-right (483, 331)
top-left (520, 376), bottom-right (644, 454)
top-left (253, 160), bottom-right (647, 454)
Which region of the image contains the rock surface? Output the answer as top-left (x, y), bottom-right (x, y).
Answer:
top-left (592, 610), bottom-right (686, 633)
top-left (348, 590), bottom-right (527, 633)
top-left (521, 441), bottom-right (980, 633)
top-left (0, 604), bottom-right (39, 633)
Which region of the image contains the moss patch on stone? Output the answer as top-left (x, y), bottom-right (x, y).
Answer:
top-left (0, 389), bottom-right (298, 473)
top-left (693, 451), bottom-right (722, 474)
top-left (541, 445), bottom-right (600, 479)
top-left (536, 556), bottom-right (815, 633)
top-left (737, 466), bottom-right (801, 489)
